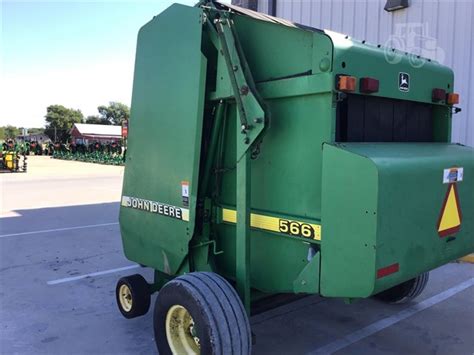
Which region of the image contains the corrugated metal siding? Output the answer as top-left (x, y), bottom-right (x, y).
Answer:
top-left (256, 0), bottom-right (473, 146)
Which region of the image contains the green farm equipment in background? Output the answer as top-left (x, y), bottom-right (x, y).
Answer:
top-left (52, 141), bottom-right (125, 165)
top-left (115, 2), bottom-right (474, 354)
top-left (1, 140), bottom-right (27, 173)
top-left (28, 141), bottom-right (44, 155)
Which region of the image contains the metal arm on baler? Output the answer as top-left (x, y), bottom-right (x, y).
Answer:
top-left (207, 6), bottom-right (269, 313)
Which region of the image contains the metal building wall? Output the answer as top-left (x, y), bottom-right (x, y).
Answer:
top-left (252, 0), bottom-right (473, 147)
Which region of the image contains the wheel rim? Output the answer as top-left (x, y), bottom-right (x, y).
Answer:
top-left (166, 305), bottom-right (200, 354)
top-left (118, 284), bottom-right (133, 312)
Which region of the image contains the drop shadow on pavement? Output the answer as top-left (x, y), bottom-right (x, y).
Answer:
top-left (0, 202), bottom-right (120, 236)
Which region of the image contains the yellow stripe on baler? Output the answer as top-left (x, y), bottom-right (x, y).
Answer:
top-left (222, 208), bottom-right (321, 241)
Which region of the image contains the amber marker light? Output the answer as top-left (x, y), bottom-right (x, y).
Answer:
top-left (446, 93), bottom-right (459, 105)
top-left (338, 75), bottom-right (357, 92)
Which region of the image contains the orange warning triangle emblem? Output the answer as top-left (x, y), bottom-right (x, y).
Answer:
top-left (437, 184), bottom-right (462, 237)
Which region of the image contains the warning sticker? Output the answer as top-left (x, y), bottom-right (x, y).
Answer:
top-left (181, 181), bottom-right (189, 207)
top-left (443, 167), bottom-right (463, 184)
top-left (437, 184), bottom-right (462, 238)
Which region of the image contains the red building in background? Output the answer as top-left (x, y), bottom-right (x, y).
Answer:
top-left (70, 123), bottom-right (122, 144)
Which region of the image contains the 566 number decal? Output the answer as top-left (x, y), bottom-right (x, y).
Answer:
top-left (278, 219), bottom-right (315, 239)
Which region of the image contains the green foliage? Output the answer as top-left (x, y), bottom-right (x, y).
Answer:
top-left (3, 101), bottom-right (129, 144)
top-left (97, 102), bottom-right (130, 125)
top-left (44, 105), bottom-right (83, 142)
top-left (28, 127), bottom-right (45, 135)
top-left (2, 125), bottom-right (20, 139)
top-left (85, 115), bottom-right (110, 125)
top-left (0, 126), bottom-right (45, 141)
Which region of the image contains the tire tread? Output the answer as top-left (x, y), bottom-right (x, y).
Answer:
top-left (200, 272), bottom-right (250, 354)
top-left (116, 274), bottom-right (150, 319)
top-left (154, 272), bottom-right (251, 355)
top-left (374, 272), bottom-right (430, 304)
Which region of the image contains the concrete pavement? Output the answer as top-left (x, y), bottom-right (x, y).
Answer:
top-left (1, 157), bottom-right (473, 354)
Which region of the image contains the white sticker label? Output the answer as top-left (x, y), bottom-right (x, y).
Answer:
top-left (181, 181), bottom-right (190, 207)
top-left (181, 181), bottom-right (189, 197)
top-left (443, 167), bottom-right (463, 184)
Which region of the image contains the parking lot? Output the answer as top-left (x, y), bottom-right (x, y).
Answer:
top-left (1, 156), bottom-right (473, 354)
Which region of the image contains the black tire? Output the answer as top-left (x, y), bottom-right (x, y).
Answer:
top-left (116, 274), bottom-right (151, 319)
top-left (374, 272), bottom-right (429, 304)
top-left (154, 272), bottom-right (251, 355)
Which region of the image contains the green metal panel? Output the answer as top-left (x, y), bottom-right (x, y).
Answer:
top-left (119, 4), bottom-right (206, 274)
top-left (217, 95), bottom-right (332, 226)
top-left (328, 31), bottom-right (454, 143)
top-left (212, 14), bottom-right (334, 99)
top-left (327, 31), bottom-right (455, 105)
top-left (210, 94), bottom-right (329, 294)
top-left (231, 16), bottom-right (313, 82)
top-left (215, 225), bottom-right (318, 293)
top-left (321, 143), bottom-right (474, 298)
top-left (293, 252), bottom-right (320, 294)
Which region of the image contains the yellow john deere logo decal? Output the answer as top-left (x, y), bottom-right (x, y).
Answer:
top-left (222, 209), bottom-right (321, 241)
top-left (437, 184), bottom-right (462, 237)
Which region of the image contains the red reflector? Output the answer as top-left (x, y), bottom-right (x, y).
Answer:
top-left (377, 263), bottom-right (399, 279)
top-left (432, 88), bottom-right (446, 102)
top-left (360, 77), bottom-right (379, 93)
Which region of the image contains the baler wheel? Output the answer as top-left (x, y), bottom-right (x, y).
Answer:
top-left (373, 272), bottom-right (429, 304)
top-left (153, 272), bottom-right (251, 355)
top-left (115, 274), bottom-right (151, 319)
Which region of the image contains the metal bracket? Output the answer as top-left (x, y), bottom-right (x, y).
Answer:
top-left (214, 15), bottom-right (267, 161)
top-left (190, 239), bottom-right (224, 256)
top-left (206, 9), bottom-right (270, 314)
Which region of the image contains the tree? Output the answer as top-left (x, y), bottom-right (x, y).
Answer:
top-left (3, 125), bottom-right (20, 139)
top-left (97, 102), bottom-right (130, 125)
top-left (28, 127), bottom-right (45, 135)
top-left (44, 105), bottom-right (83, 142)
top-left (0, 126), bottom-right (44, 141)
top-left (85, 115), bottom-right (110, 125)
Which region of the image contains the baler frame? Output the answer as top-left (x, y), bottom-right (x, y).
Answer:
top-left (115, 2), bottom-right (474, 353)
top-left (213, 7), bottom-right (268, 312)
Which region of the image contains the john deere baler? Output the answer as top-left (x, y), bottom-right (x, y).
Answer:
top-left (116, 2), bottom-right (473, 353)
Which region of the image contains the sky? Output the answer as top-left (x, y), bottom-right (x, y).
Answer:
top-left (1, 0), bottom-right (228, 128)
